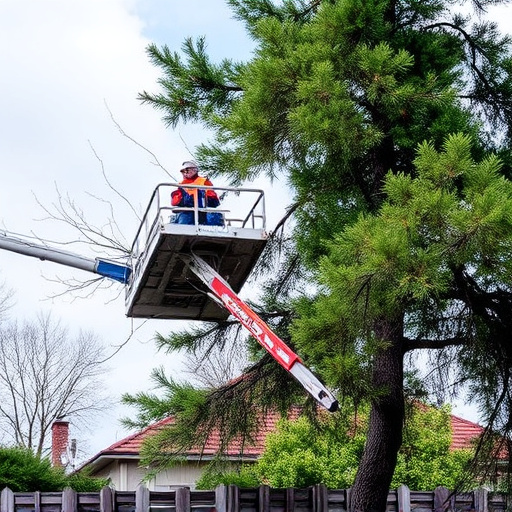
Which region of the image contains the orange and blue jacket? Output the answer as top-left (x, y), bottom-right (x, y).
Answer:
top-left (171, 176), bottom-right (220, 208)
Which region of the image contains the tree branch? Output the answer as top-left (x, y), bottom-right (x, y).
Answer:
top-left (404, 336), bottom-right (468, 352)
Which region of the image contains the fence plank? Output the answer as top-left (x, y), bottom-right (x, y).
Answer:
top-left (176, 487), bottom-right (190, 512)
top-left (433, 486), bottom-right (450, 512)
top-left (285, 488), bottom-right (295, 512)
top-left (258, 485), bottom-right (269, 512)
top-left (397, 485), bottom-right (410, 512)
top-left (227, 485), bottom-right (239, 512)
top-left (1, 487), bottom-right (14, 512)
top-left (474, 488), bottom-right (488, 512)
top-left (312, 485), bottom-right (328, 512)
top-left (215, 485), bottom-right (228, 512)
top-left (345, 488), bottom-right (352, 512)
top-left (62, 488), bottom-right (77, 512)
top-left (34, 491), bottom-right (41, 512)
top-left (100, 486), bottom-right (114, 512)
top-left (136, 485), bottom-right (150, 512)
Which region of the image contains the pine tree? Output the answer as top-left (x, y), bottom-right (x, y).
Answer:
top-left (127, 1), bottom-right (512, 510)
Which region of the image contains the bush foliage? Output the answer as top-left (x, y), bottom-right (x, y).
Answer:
top-left (0, 447), bottom-right (107, 492)
top-left (196, 404), bottom-right (474, 490)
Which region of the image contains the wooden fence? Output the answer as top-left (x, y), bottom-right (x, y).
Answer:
top-left (1, 484), bottom-right (511, 512)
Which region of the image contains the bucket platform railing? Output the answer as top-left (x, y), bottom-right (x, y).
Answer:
top-left (125, 183), bottom-right (268, 322)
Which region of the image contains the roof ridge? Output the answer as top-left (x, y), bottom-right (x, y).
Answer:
top-left (450, 414), bottom-right (483, 428)
top-left (103, 417), bottom-right (174, 451)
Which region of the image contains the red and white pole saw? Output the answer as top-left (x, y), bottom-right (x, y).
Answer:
top-left (185, 254), bottom-right (339, 412)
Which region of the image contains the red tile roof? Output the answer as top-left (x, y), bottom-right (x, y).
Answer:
top-left (449, 414), bottom-right (484, 451)
top-left (99, 408), bottom-right (299, 460)
top-left (88, 408), bottom-right (483, 468)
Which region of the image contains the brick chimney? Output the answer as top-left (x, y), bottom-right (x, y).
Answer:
top-left (51, 419), bottom-right (69, 467)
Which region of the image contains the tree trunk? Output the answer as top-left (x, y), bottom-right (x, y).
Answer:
top-left (349, 317), bottom-right (405, 512)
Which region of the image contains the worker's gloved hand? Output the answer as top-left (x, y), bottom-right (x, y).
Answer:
top-left (180, 189), bottom-right (195, 207)
top-left (207, 194), bottom-right (220, 207)
top-left (171, 189), bottom-right (183, 206)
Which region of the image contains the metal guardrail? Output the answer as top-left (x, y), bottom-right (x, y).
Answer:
top-left (129, 183), bottom-right (266, 267)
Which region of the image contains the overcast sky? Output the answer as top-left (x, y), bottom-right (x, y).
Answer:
top-left (0, 0), bottom-right (510, 464)
top-left (0, 0), bottom-right (267, 462)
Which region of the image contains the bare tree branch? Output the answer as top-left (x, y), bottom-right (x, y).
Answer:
top-left (104, 101), bottom-right (177, 181)
top-left (87, 140), bottom-right (143, 223)
top-left (184, 338), bottom-right (249, 388)
top-left (34, 184), bottom-right (131, 255)
top-left (0, 312), bottom-right (110, 456)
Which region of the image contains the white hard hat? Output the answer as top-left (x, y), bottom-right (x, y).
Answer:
top-left (180, 160), bottom-right (199, 171)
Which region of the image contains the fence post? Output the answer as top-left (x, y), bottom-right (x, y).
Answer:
top-left (100, 486), bottom-right (113, 512)
top-left (473, 488), bottom-right (488, 512)
top-left (136, 484), bottom-right (150, 512)
top-left (312, 484), bottom-right (328, 512)
top-left (215, 485), bottom-right (228, 512)
top-left (258, 485), bottom-right (270, 512)
top-left (1, 487), bottom-right (14, 512)
top-left (227, 485), bottom-right (240, 512)
top-left (62, 488), bottom-right (77, 512)
top-left (176, 487), bottom-right (190, 512)
top-left (397, 485), bottom-right (410, 512)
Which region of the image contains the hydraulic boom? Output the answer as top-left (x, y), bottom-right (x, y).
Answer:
top-left (185, 253), bottom-right (339, 412)
top-left (0, 231), bottom-right (131, 284)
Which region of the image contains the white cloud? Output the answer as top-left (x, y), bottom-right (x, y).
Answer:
top-left (0, 0), bottom-right (209, 460)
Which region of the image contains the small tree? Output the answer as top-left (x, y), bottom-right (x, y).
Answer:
top-left (0, 312), bottom-right (109, 456)
top-left (196, 403), bottom-right (474, 491)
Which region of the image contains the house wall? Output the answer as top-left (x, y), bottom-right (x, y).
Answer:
top-left (91, 459), bottom-right (208, 491)
top-left (93, 460), bottom-right (147, 491)
top-left (152, 462), bottom-right (209, 490)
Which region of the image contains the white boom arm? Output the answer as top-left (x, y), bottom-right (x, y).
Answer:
top-left (0, 231), bottom-right (131, 284)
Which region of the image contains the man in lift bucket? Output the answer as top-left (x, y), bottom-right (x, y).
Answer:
top-left (171, 161), bottom-right (223, 226)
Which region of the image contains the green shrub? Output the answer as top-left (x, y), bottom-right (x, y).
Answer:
top-left (195, 465), bottom-right (259, 489)
top-left (0, 447), bottom-right (107, 491)
top-left (196, 404), bottom-right (475, 490)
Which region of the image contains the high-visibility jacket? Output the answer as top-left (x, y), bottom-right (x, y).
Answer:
top-left (171, 176), bottom-right (220, 208)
